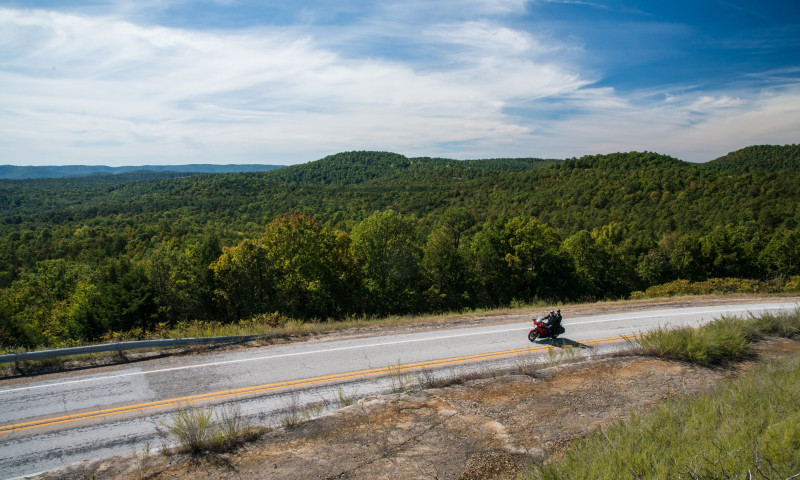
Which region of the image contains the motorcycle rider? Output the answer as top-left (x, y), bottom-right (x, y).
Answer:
top-left (545, 309), bottom-right (562, 335)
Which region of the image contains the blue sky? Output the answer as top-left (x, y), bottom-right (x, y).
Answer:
top-left (1, 0), bottom-right (798, 165)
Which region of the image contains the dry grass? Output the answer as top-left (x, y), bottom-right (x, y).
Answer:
top-left (161, 404), bottom-right (261, 455)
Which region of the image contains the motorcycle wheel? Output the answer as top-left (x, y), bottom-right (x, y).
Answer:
top-left (528, 331), bottom-right (539, 342)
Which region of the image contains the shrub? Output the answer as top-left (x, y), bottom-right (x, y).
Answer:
top-left (633, 277), bottom-right (787, 298)
top-left (783, 275), bottom-right (800, 292)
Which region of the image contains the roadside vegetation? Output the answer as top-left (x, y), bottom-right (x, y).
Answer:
top-left (529, 308), bottom-right (800, 479)
top-left (629, 309), bottom-right (800, 365)
top-left (631, 277), bottom-right (800, 299)
top-left (160, 405), bottom-right (263, 456)
top-left (528, 357), bottom-right (800, 479)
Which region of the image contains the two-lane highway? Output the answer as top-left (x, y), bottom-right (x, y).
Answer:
top-left (0, 300), bottom-right (797, 478)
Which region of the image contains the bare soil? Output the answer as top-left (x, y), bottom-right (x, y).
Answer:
top-left (38, 337), bottom-right (800, 480)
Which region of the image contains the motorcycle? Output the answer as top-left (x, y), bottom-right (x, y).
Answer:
top-left (528, 316), bottom-right (565, 342)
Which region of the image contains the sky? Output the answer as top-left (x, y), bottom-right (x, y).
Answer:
top-left (0, 0), bottom-right (798, 166)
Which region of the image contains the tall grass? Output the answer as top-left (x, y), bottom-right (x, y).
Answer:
top-left (629, 309), bottom-right (800, 366)
top-left (631, 317), bottom-right (750, 365)
top-left (750, 310), bottom-right (800, 339)
top-left (528, 357), bottom-right (800, 479)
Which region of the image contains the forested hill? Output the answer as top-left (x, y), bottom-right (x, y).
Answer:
top-left (702, 144), bottom-right (800, 173)
top-left (265, 151), bottom-right (556, 185)
top-left (1, 145), bottom-right (798, 237)
top-left (1, 144), bottom-right (798, 350)
top-left (0, 163), bottom-right (284, 179)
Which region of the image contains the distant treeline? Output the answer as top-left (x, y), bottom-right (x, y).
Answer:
top-left (0, 164), bottom-right (284, 179)
top-left (0, 145), bottom-right (798, 349)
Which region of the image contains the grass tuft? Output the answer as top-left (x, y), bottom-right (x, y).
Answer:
top-left (629, 308), bottom-right (800, 366)
top-left (417, 368), bottom-right (465, 389)
top-left (632, 317), bottom-right (750, 365)
top-left (333, 386), bottom-right (359, 408)
top-left (751, 309), bottom-right (800, 339)
top-left (161, 404), bottom-right (260, 455)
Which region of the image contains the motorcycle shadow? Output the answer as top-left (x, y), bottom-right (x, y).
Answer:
top-left (537, 337), bottom-right (592, 349)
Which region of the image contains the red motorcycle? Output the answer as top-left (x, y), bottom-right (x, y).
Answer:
top-left (528, 316), bottom-right (565, 342)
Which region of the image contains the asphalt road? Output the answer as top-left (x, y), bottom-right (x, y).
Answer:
top-left (0, 300), bottom-right (797, 479)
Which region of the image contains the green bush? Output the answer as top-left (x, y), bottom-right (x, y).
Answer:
top-left (784, 276), bottom-right (800, 292)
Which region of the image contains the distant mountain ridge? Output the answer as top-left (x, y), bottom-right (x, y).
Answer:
top-left (3, 144), bottom-right (795, 180)
top-left (0, 164), bottom-right (285, 179)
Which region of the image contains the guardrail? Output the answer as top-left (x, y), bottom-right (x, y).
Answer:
top-left (0, 334), bottom-right (275, 363)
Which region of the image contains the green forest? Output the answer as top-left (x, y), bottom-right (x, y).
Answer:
top-left (1, 145), bottom-right (799, 351)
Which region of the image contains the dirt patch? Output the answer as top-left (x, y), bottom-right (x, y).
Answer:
top-left (36, 337), bottom-right (800, 480)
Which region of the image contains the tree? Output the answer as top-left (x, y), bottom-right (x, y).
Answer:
top-left (0, 259), bottom-right (99, 347)
top-left (669, 233), bottom-right (705, 281)
top-left (421, 208), bottom-right (475, 312)
top-left (212, 214), bottom-right (360, 320)
top-left (438, 207), bottom-right (475, 250)
top-left (351, 210), bottom-right (423, 314)
top-left (260, 213), bottom-right (359, 319)
top-left (760, 227), bottom-right (800, 276)
top-left (422, 229), bottom-right (469, 312)
top-left (503, 216), bottom-right (571, 301)
top-left (92, 258), bottom-right (155, 333)
top-left (700, 224), bottom-right (758, 278)
top-left (212, 239), bottom-right (275, 321)
top-left (469, 218), bottom-right (514, 306)
top-left (143, 241), bottom-right (201, 325)
top-left (470, 217), bottom-right (571, 305)
top-left (185, 234), bottom-right (221, 319)
top-left (564, 223), bottom-right (632, 298)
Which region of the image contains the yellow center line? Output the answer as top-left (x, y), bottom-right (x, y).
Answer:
top-left (0, 333), bottom-right (638, 435)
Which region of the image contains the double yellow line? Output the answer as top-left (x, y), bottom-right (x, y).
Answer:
top-left (0, 333), bottom-right (636, 435)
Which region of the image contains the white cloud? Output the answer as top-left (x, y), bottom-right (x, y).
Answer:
top-left (0, 5), bottom-right (798, 165)
top-left (687, 95), bottom-right (743, 112)
top-left (0, 6), bottom-right (589, 164)
top-left (508, 85), bottom-right (800, 162)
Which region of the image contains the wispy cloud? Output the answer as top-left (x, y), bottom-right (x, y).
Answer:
top-left (0, 2), bottom-right (798, 165)
top-left (0, 6), bottom-right (588, 164)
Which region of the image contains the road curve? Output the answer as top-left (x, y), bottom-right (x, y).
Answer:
top-left (0, 300), bottom-right (797, 478)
